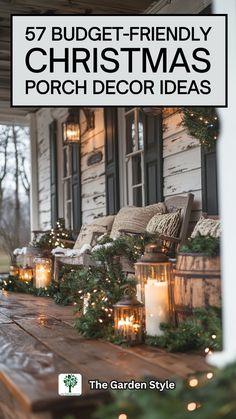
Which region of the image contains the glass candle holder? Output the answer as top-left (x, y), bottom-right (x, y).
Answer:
top-left (34, 257), bottom-right (52, 288)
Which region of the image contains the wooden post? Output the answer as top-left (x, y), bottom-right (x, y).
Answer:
top-left (208, 0), bottom-right (236, 367)
top-left (28, 113), bottom-right (39, 235)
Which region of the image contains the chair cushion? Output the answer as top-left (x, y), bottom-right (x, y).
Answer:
top-left (191, 216), bottom-right (221, 238)
top-left (146, 211), bottom-right (181, 237)
top-left (74, 215), bottom-right (115, 249)
top-left (110, 202), bottom-right (166, 239)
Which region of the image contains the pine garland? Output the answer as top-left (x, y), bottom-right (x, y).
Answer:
top-left (145, 307), bottom-right (222, 352)
top-left (92, 231), bottom-right (156, 263)
top-left (0, 275), bottom-right (58, 297)
top-left (73, 264), bottom-right (136, 339)
top-left (179, 235), bottom-right (220, 257)
top-left (182, 107), bottom-right (219, 149)
top-left (95, 362), bottom-right (236, 419)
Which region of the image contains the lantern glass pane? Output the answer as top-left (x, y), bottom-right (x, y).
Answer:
top-left (114, 305), bottom-right (144, 345)
top-left (135, 261), bottom-right (171, 304)
top-left (63, 122), bottom-right (80, 144)
top-left (34, 258), bottom-right (52, 288)
top-left (19, 267), bottom-right (33, 281)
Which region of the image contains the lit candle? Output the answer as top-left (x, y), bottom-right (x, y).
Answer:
top-left (35, 259), bottom-right (52, 288)
top-left (19, 268), bottom-right (33, 281)
top-left (145, 278), bottom-right (169, 336)
top-left (118, 315), bottom-right (140, 341)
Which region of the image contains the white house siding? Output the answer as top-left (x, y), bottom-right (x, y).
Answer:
top-left (80, 108), bottom-right (106, 225)
top-left (163, 109), bottom-right (202, 231)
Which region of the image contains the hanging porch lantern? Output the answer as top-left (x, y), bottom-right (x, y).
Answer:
top-left (135, 240), bottom-right (173, 336)
top-left (34, 257), bottom-right (52, 288)
top-left (114, 291), bottom-right (144, 345)
top-left (62, 109), bottom-right (80, 144)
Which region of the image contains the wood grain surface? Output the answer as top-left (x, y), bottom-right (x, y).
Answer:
top-left (0, 291), bottom-right (208, 418)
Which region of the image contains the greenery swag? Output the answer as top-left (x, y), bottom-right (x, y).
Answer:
top-left (95, 361), bottom-right (236, 419)
top-left (179, 234), bottom-right (220, 257)
top-left (181, 107), bottom-right (219, 149)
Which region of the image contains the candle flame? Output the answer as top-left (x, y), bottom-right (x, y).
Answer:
top-left (118, 315), bottom-right (140, 332)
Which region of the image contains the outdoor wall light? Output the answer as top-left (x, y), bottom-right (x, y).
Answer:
top-left (63, 108), bottom-right (81, 144)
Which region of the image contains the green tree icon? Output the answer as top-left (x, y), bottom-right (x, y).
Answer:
top-left (63, 374), bottom-right (78, 393)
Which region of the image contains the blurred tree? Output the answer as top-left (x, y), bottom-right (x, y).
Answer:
top-left (0, 124), bottom-right (30, 262)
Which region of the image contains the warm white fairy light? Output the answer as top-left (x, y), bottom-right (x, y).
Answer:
top-left (189, 378), bottom-right (198, 388)
top-left (187, 402), bottom-right (197, 412)
top-left (118, 415), bottom-right (127, 419)
top-left (207, 372), bottom-right (214, 380)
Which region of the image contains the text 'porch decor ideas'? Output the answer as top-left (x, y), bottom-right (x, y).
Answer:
top-left (12, 15), bottom-right (226, 106)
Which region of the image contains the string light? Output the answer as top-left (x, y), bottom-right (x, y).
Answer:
top-left (187, 402), bottom-right (197, 412)
top-left (188, 378), bottom-right (198, 387)
top-left (207, 372), bottom-right (214, 380)
top-left (183, 108), bottom-right (219, 149)
top-left (118, 415), bottom-right (127, 419)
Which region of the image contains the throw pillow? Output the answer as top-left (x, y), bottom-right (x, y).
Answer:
top-left (146, 211), bottom-right (181, 237)
top-left (191, 216), bottom-right (221, 238)
top-left (74, 215), bottom-right (115, 249)
top-left (110, 203), bottom-right (166, 239)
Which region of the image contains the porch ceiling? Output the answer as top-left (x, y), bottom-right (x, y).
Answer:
top-left (0, 0), bottom-right (156, 124)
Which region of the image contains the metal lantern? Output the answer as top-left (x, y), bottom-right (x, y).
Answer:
top-left (16, 246), bottom-right (41, 269)
top-left (135, 241), bottom-right (171, 303)
top-left (63, 109), bottom-right (80, 144)
top-left (114, 292), bottom-right (144, 345)
top-left (34, 257), bottom-right (52, 288)
top-left (135, 240), bottom-right (174, 336)
top-left (19, 266), bottom-right (33, 281)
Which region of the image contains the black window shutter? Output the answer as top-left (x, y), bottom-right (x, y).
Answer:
top-left (71, 143), bottom-right (81, 235)
top-left (144, 112), bottom-right (163, 205)
top-left (104, 108), bottom-right (120, 215)
top-left (201, 145), bottom-right (218, 215)
top-left (49, 120), bottom-right (58, 227)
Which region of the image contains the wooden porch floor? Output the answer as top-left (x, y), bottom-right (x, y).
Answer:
top-left (0, 291), bottom-right (208, 418)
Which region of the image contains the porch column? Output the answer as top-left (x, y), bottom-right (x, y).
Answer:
top-left (208, 0), bottom-right (236, 367)
top-left (28, 112), bottom-right (39, 235)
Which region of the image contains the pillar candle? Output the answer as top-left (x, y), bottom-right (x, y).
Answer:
top-left (145, 279), bottom-right (169, 336)
top-left (136, 284), bottom-right (142, 302)
top-left (35, 261), bottom-right (51, 288)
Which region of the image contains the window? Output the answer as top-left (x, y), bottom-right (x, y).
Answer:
top-left (104, 107), bottom-right (162, 214)
top-left (62, 145), bottom-right (73, 229)
top-left (124, 108), bottom-right (145, 206)
top-left (62, 142), bottom-right (81, 234)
